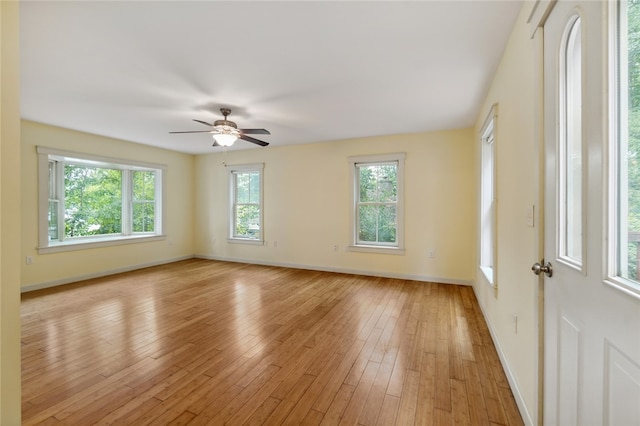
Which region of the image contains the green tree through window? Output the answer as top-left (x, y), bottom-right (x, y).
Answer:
top-left (133, 171), bottom-right (156, 233)
top-left (64, 165), bottom-right (122, 237)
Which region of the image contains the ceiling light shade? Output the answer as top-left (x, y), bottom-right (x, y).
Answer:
top-left (212, 133), bottom-right (238, 147)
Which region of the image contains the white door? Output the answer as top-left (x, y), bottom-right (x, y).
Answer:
top-left (542, 0), bottom-right (640, 425)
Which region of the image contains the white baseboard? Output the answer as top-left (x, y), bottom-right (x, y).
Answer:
top-left (21, 255), bottom-right (472, 293)
top-left (21, 255), bottom-right (195, 293)
top-left (195, 254), bottom-right (473, 286)
top-left (472, 286), bottom-right (535, 426)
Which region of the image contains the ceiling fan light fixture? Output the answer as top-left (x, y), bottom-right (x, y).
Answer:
top-left (212, 123), bottom-right (241, 146)
top-left (212, 133), bottom-right (238, 147)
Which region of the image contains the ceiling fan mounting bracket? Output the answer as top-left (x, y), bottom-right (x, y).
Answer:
top-left (214, 108), bottom-right (237, 128)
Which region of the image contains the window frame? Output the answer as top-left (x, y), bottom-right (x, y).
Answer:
top-left (347, 153), bottom-right (405, 255)
top-left (605, 0), bottom-right (640, 298)
top-left (479, 104), bottom-right (497, 287)
top-left (37, 146), bottom-right (166, 254)
top-left (227, 163), bottom-right (265, 245)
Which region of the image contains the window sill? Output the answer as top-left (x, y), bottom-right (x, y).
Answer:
top-left (38, 234), bottom-right (166, 254)
top-left (603, 277), bottom-right (640, 301)
top-left (227, 238), bottom-right (264, 246)
top-left (346, 245), bottom-right (405, 255)
top-left (479, 265), bottom-right (495, 287)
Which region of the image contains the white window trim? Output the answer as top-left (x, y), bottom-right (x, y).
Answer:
top-left (227, 163), bottom-right (265, 245)
top-left (37, 146), bottom-right (166, 254)
top-left (347, 153), bottom-right (405, 255)
top-left (479, 105), bottom-right (497, 287)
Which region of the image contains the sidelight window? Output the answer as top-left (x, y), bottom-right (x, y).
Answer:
top-left (609, 0), bottom-right (640, 295)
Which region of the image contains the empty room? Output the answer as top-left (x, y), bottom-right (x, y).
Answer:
top-left (2, 0), bottom-right (640, 425)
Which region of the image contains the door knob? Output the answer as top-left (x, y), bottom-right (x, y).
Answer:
top-left (531, 260), bottom-right (553, 277)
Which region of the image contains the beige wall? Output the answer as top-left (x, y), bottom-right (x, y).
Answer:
top-left (195, 129), bottom-right (476, 284)
top-left (474, 4), bottom-right (539, 425)
top-left (21, 121), bottom-right (195, 290)
top-left (1, 1), bottom-right (22, 423)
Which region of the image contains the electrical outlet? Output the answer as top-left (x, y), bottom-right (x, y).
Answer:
top-left (427, 249), bottom-right (435, 259)
top-left (26, 256), bottom-right (33, 265)
top-left (333, 244), bottom-right (339, 252)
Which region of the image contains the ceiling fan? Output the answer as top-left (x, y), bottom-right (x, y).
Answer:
top-left (170, 108), bottom-right (270, 147)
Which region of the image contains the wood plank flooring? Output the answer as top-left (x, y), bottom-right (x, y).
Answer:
top-left (22, 259), bottom-right (524, 425)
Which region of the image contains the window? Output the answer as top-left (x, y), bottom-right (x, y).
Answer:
top-left (38, 147), bottom-right (165, 253)
top-left (348, 153), bottom-right (405, 254)
top-left (608, 0), bottom-right (640, 296)
top-left (559, 15), bottom-right (584, 269)
top-left (480, 105), bottom-right (497, 286)
top-left (228, 163), bottom-right (264, 244)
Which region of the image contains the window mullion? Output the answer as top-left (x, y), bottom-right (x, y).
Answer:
top-left (122, 169), bottom-right (132, 236)
top-left (56, 161), bottom-right (65, 242)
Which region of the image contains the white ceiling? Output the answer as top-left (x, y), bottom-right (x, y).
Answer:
top-left (20, 1), bottom-right (522, 154)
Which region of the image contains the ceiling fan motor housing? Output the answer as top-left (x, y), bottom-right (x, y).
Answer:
top-left (214, 108), bottom-right (237, 128)
top-left (213, 119), bottom-right (237, 129)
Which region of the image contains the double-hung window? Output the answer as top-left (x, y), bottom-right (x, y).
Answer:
top-left (228, 163), bottom-right (264, 244)
top-left (38, 147), bottom-right (165, 253)
top-left (480, 105), bottom-right (497, 286)
top-left (349, 153), bottom-right (405, 254)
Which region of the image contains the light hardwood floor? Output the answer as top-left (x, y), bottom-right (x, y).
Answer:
top-left (22, 259), bottom-right (523, 425)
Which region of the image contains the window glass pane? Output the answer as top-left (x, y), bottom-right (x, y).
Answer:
top-left (359, 165), bottom-right (377, 202)
top-left (358, 164), bottom-right (397, 203)
top-left (133, 171), bottom-right (155, 201)
top-left (378, 205), bottom-right (397, 243)
top-left (234, 171), bottom-right (260, 204)
top-left (622, 1), bottom-right (640, 282)
top-left (358, 204), bottom-right (397, 244)
top-left (133, 202), bottom-right (155, 233)
top-left (235, 172), bottom-right (253, 204)
top-left (358, 204), bottom-right (377, 242)
top-left (64, 165), bottom-right (122, 237)
top-left (48, 200), bottom-right (58, 241)
top-left (132, 171), bottom-right (155, 233)
top-left (378, 165), bottom-right (397, 202)
top-left (48, 161), bottom-right (56, 198)
top-left (249, 172), bottom-right (260, 203)
top-left (561, 17), bottom-right (583, 263)
top-left (235, 204), bottom-right (261, 238)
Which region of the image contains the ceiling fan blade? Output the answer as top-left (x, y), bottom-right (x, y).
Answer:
top-left (239, 134), bottom-right (269, 147)
top-left (239, 128), bottom-right (270, 135)
top-left (193, 119), bottom-right (214, 127)
top-left (169, 130), bottom-right (213, 134)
